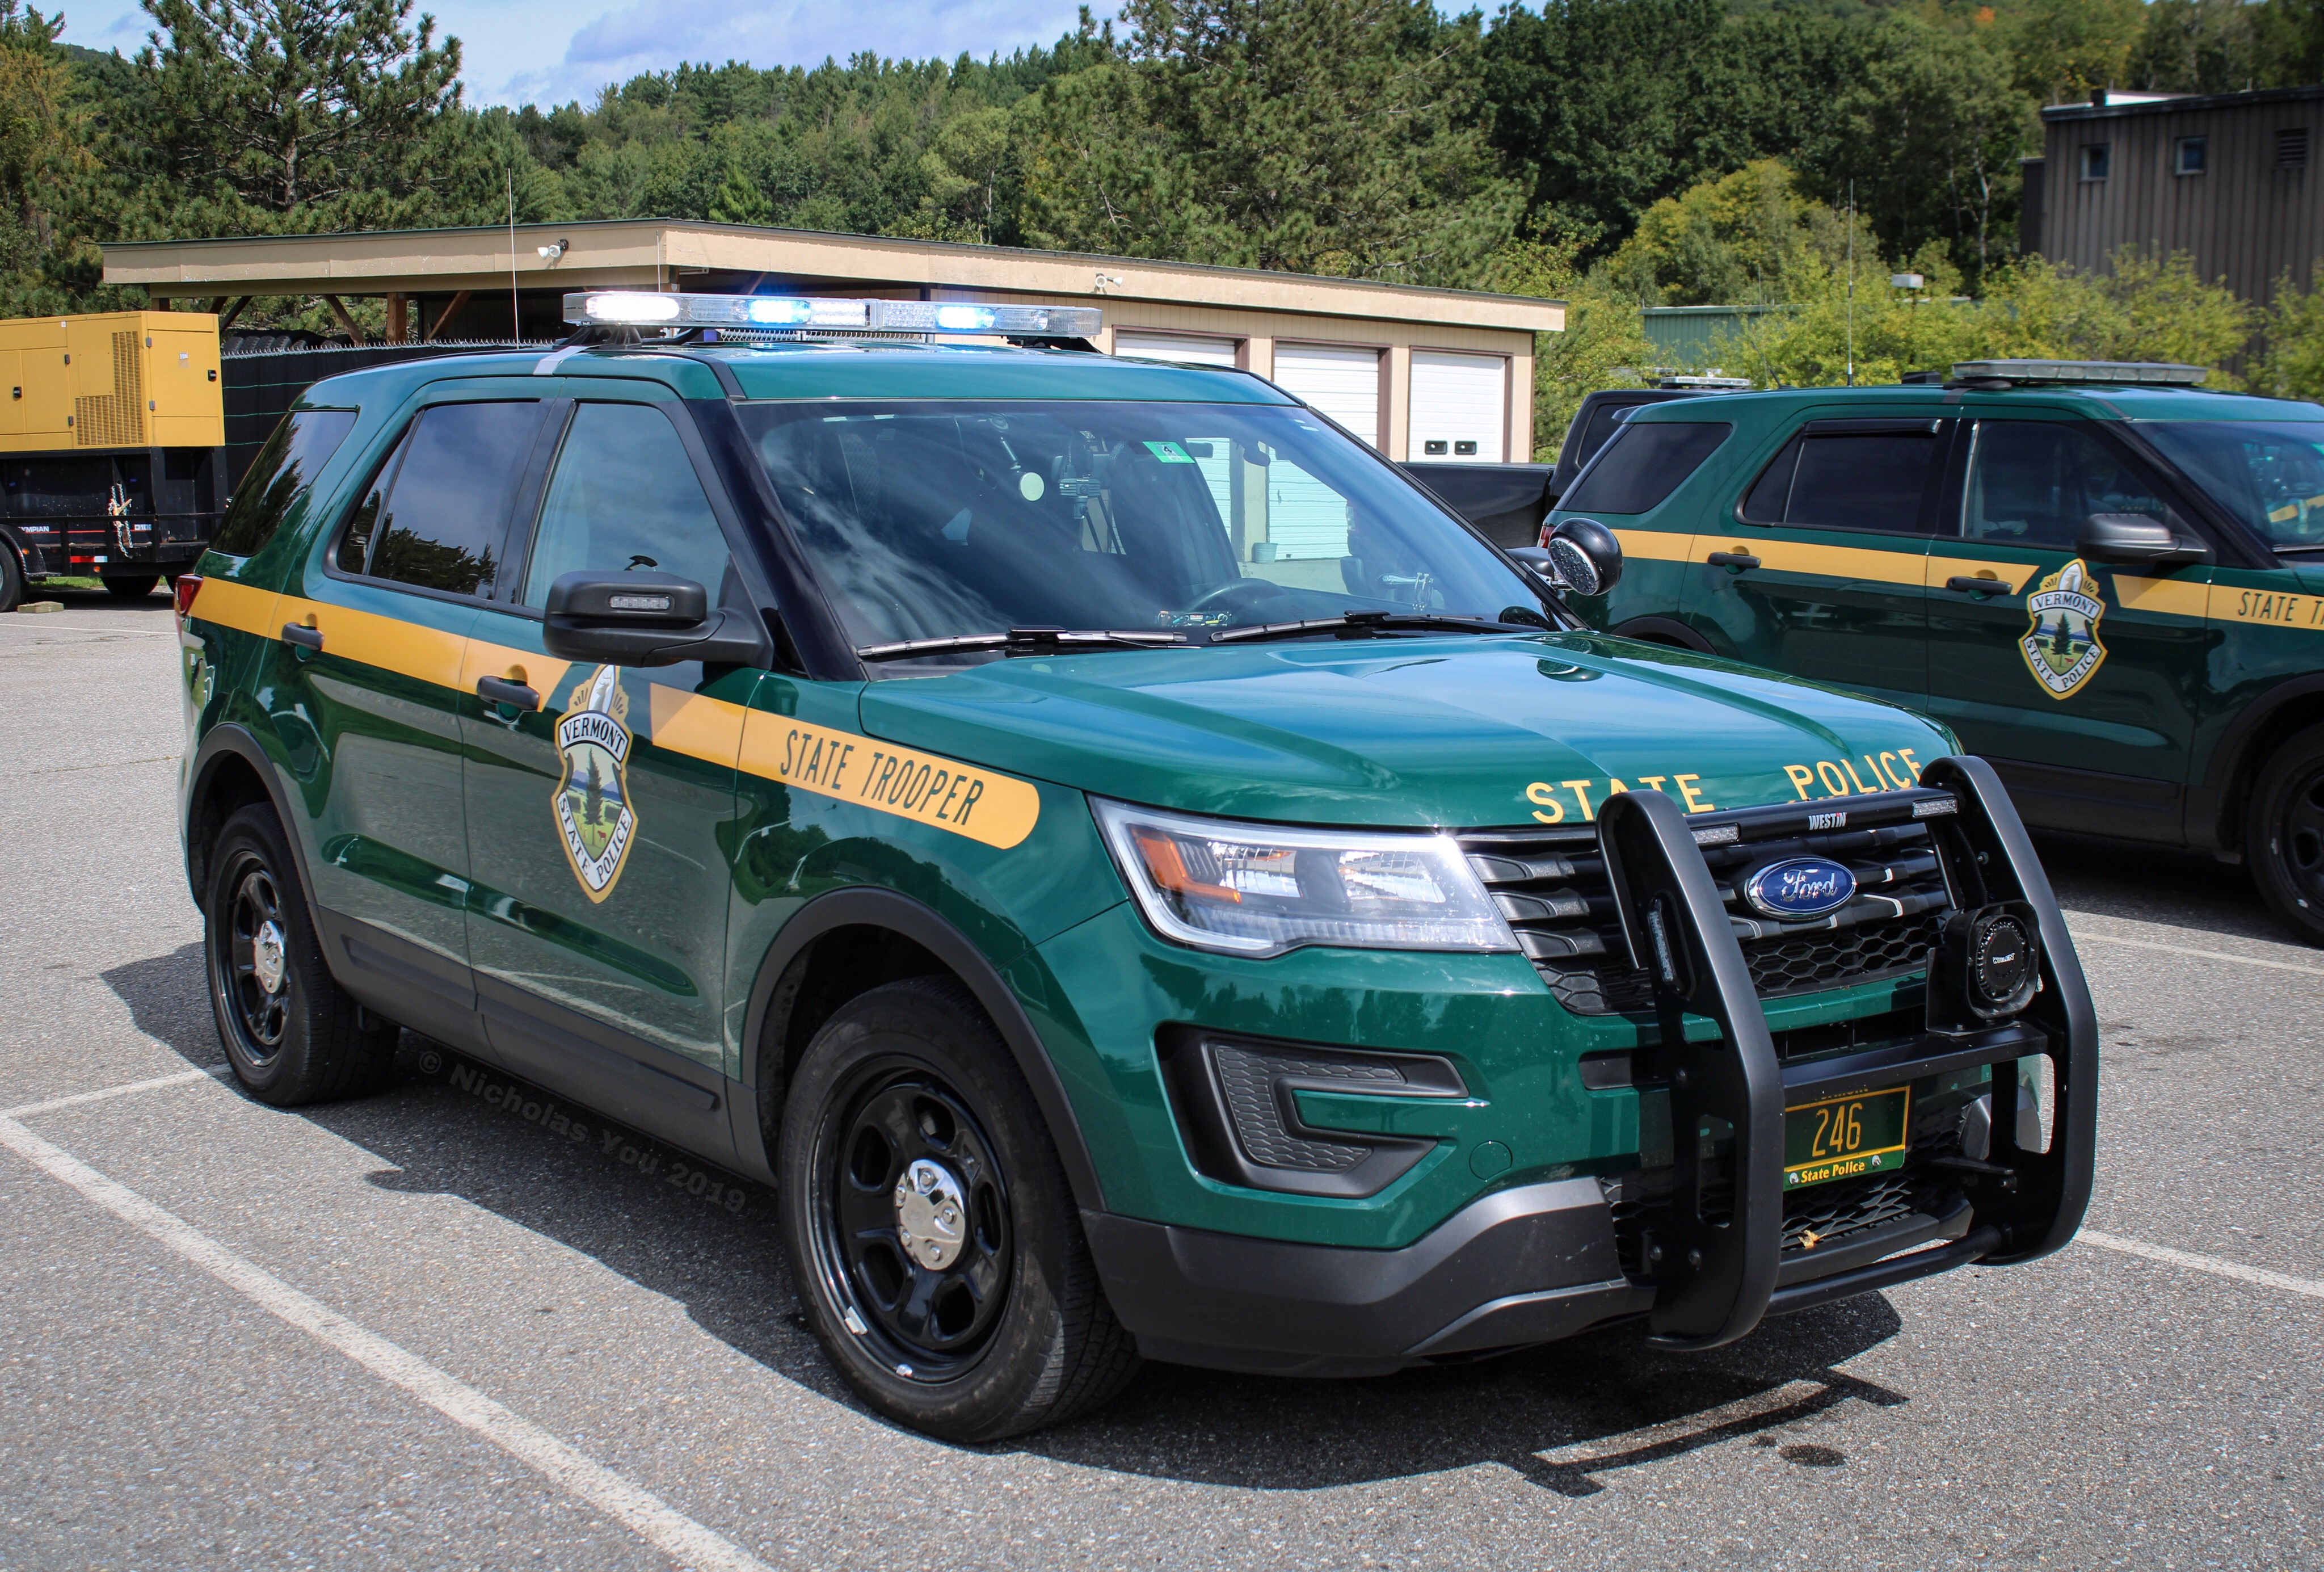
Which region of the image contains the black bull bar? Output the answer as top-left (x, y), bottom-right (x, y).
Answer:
top-left (1596, 755), bottom-right (2098, 1351)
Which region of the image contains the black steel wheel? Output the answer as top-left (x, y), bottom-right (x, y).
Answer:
top-left (203, 803), bottom-right (399, 1104)
top-left (221, 859), bottom-right (291, 1059)
top-left (815, 1060), bottom-right (1015, 1380)
top-left (777, 976), bottom-right (1139, 1440)
top-left (2247, 723), bottom-right (2324, 947)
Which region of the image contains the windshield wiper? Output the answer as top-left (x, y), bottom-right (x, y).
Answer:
top-left (1208, 610), bottom-right (1538, 645)
top-left (856, 627), bottom-right (1189, 662)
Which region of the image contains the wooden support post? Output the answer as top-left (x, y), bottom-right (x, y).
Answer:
top-left (320, 293), bottom-right (366, 345)
top-left (205, 296), bottom-right (228, 314)
top-left (426, 290), bottom-right (471, 343)
top-left (386, 292), bottom-right (409, 344)
top-left (218, 297), bottom-right (252, 331)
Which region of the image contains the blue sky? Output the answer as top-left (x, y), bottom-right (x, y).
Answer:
top-left (61, 1), bottom-right (1100, 109)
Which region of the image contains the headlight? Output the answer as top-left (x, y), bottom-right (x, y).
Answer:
top-left (1091, 798), bottom-right (1518, 957)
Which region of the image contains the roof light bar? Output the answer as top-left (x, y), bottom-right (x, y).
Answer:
top-left (1951, 358), bottom-right (2208, 387)
top-left (562, 292), bottom-right (1101, 337)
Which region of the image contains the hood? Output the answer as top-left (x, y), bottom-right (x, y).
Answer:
top-left (858, 632), bottom-right (1953, 831)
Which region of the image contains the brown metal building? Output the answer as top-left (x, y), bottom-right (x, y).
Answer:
top-left (2024, 84), bottom-right (2324, 305)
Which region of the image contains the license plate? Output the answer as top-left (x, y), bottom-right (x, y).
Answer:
top-left (1783, 1085), bottom-right (1912, 1189)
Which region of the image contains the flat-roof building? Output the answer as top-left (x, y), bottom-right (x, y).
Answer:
top-left (2023, 85), bottom-right (2324, 310)
top-left (103, 219), bottom-right (1564, 465)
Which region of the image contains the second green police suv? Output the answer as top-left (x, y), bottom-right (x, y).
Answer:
top-left (1551, 359), bottom-right (2324, 945)
top-left (175, 295), bottom-right (2094, 1440)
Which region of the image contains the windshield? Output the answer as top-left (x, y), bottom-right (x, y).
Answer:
top-left (740, 401), bottom-right (1545, 657)
top-left (2140, 419), bottom-right (2324, 549)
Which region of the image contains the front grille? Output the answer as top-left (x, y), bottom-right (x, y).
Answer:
top-left (1784, 1171), bottom-right (1916, 1251)
top-left (1460, 788), bottom-right (1957, 1016)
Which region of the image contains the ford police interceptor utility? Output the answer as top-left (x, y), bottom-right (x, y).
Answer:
top-left (1551, 360), bottom-right (2324, 947)
top-left (174, 293), bottom-right (2095, 1441)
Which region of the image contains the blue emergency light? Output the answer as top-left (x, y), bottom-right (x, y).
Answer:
top-left (561, 292), bottom-right (1101, 338)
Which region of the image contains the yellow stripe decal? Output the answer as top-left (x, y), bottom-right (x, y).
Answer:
top-left (646, 683), bottom-right (747, 768)
top-left (2209, 582), bottom-right (2324, 629)
top-left (738, 709), bottom-right (1039, 850)
top-left (1705, 536), bottom-right (1929, 589)
top-left (2114, 575), bottom-right (2211, 620)
top-left (276, 592), bottom-right (470, 691)
top-left (187, 577), bottom-right (281, 638)
top-left (1612, 529), bottom-right (1696, 563)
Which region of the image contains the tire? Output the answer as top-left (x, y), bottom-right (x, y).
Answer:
top-left (2246, 722), bottom-right (2324, 946)
top-left (0, 547), bottom-right (20, 613)
top-left (103, 574), bottom-right (161, 600)
top-left (203, 803), bottom-right (399, 1104)
top-left (778, 977), bottom-right (1140, 1441)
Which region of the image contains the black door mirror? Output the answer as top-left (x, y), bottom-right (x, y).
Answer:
top-left (2077, 512), bottom-right (2208, 566)
top-left (1539, 516), bottom-right (1624, 596)
top-left (542, 570), bottom-right (772, 668)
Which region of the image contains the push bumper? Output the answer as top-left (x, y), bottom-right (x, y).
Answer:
top-left (1086, 756), bottom-right (2095, 1373)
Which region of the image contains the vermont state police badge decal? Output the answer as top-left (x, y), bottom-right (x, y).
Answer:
top-left (2021, 558), bottom-right (2107, 700)
top-left (554, 665), bottom-right (637, 901)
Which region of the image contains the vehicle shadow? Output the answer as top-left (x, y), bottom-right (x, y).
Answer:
top-left (2033, 829), bottom-right (2286, 945)
top-left (106, 949), bottom-right (1908, 1486)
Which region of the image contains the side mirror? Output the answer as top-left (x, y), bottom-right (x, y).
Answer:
top-left (1533, 516), bottom-right (1624, 597)
top-left (2077, 512), bottom-right (2208, 567)
top-left (542, 570), bottom-right (772, 668)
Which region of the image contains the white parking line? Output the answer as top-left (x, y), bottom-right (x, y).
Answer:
top-left (0, 1113), bottom-right (776, 1572)
top-left (2070, 928), bottom-right (2324, 980)
top-left (2079, 1229), bottom-right (2324, 1300)
top-left (1, 1066), bottom-right (228, 1119)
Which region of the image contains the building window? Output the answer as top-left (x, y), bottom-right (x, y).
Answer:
top-left (2280, 127), bottom-right (2310, 168)
top-left (2176, 136), bottom-right (2207, 175)
top-left (2080, 143), bottom-right (2110, 181)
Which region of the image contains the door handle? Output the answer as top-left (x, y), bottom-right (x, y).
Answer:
top-left (1706, 552), bottom-right (1761, 571)
top-left (477, 675), bottom-right (541, 711)
top-left (1945, 574), bottom-right (2013, 597)
top-left (281, 623), bottom-right (323, 652)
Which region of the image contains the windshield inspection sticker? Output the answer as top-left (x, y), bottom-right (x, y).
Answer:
top-left (1142, 440), bottom-right (1197, 464)
top-left (554, 666), bottom-right (638, 902)
top-left (2022, 559), bottom-right (2108, 699)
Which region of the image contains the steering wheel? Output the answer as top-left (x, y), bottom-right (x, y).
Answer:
top-left (1182, 579), bottom-right (1278, 617)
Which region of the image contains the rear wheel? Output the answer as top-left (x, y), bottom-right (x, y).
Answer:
top-left (2245, 723), bottom-right (2324, 946)
top-left (103, 574), bottom-right (161, 600)
top-left (778, 977), bottom-right (1139, 1440)
top-left (204, 803), bottom-right (399, 1104)
top-left (0, 547), bottom-right (20, 613)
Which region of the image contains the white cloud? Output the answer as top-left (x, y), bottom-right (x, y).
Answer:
top-left (65, 0), bottom-right (1096, 107)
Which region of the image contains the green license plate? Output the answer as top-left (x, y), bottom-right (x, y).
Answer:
top-left (1783, 1085), bottom-right (1912, 1189)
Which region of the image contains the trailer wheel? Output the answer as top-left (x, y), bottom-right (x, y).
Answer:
top-left (0, 547), bottom-right (19, 613)
top-left (103, 574), bottom-right (162, 600)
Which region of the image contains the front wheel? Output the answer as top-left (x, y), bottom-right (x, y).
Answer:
top-left (2245, 722), bottom-right (2324, 946)
top-left (204, 803), bottom-right (399, 1103)
top-left (777, 977), bottom-right (1139, 1440)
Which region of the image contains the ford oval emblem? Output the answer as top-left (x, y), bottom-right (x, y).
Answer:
top-left (1743, 857), bottom-right (1857, 920)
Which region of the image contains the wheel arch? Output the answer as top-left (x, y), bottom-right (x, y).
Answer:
top-left (185, 725), bottom-right (310, 911)
top-left (1609, 613), bottom-right (1717, 654)
top-left (2191, 675), bottom-right (2324, 854)
top-left (738, 888), bottom-right (1106, 1212)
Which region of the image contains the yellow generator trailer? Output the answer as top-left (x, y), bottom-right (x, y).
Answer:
top-left (0, 310), bottom-right (227, 608)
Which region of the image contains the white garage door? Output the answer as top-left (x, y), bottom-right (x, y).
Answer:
top-left (1408, 351), bottom-right (1506, 463)
top-left (1113, 331), bottom-right (1240, 367)
top-left (1272, 343), bottom-right (1382, 449)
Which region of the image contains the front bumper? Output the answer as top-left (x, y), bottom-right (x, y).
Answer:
top-left (1083, 756), bottom-right (2095, 1372)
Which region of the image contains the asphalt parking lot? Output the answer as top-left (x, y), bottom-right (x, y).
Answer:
top-left (2, 592), bottom-right (2317, 1571)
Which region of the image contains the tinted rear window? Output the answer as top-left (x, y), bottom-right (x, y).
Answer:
top-left (1741, 429), bottom-right (1941, 534)
top-left (338, 402), bottom-right (544, 597)
top-left (212, 409), bottom-right (357, 557)
top-left (1563, 422), bottom-right (1731, 514)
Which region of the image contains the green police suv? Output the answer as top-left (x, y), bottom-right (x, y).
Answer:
top-left (1552, 360), bottom-right (2324, 943)
top-left (175, 295), bottom-right (2094, 1441)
